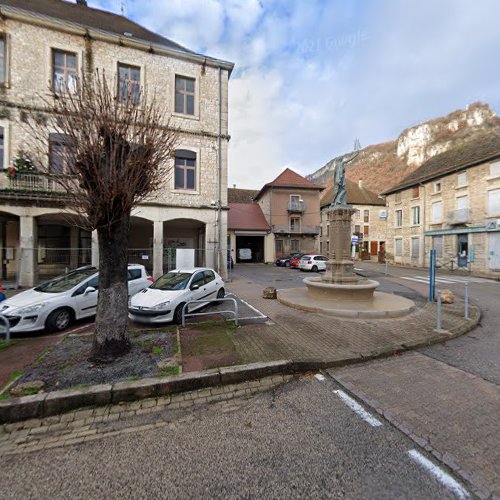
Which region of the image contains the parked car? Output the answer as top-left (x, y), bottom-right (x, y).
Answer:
top-left (289, 254), bottom-right (306, 268)
top-left (128, 267), bottom-right (225, 325)
top-left (0, 264), bottom-right (153, 333)
top-left (299, 255), bottom-right (328, 272)
top-left (275, 253), bottom-right (303, 267)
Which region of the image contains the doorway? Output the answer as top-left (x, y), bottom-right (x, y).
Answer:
top-left (489, 232), bottom-right (500, 270)
top-left (457, 234), bottom-right (468, 268)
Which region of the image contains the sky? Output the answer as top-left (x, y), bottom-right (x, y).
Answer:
top-left (92, 0), bottom-right (500, 189)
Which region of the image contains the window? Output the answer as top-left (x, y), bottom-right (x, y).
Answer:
top-left (190, 272), bottom-right (205, 288)
top-left (431, 201), bottom-right (443, 223)
top-left (128, 269), bottom-right (142, 280)
top-left (0, 34), bottom-right (6, 84)
top-left (433, 181), bottom-right (442, 193)
top-left (354, 210), bottom-right (360, 221)
top-left (456, 195), bottom-right (469, 210)
top-left (395, 191), bottom-right (402, 203)
top-left (411, 237), bottom-right (419, 259)
top-left (326, 241), bottom-right (330, 254)
top-left (326, 224), bottom-right (330, 236)
top-left (395, 238), bottom-right (403, 257)
top-left (490, 161), bottom-right (500, 178)
top-left (0, 126), bottom-right (4, 169)
top-left (457, 172), bottom-right (467, 187)
top-left (411, 206), bottom-right (420, 225)
top-left (52, 49), bottom-right (77, 94)
top-left (354, 225), bottom-right (361, 234)
top-left (290, 217), bottom-right (301, 233)
top-left (174, 149), bottom-right (196, 190)
top-left (204, 270), bottom-right (215, 283)
top-left (363, 209), bottom-right (369, 223)
top-left (488, 189), bottom-right (500, 216)
top-left (395, 209), bottom-right (403, 227)
top-left (118, 63), bottom-right (141, 105)
top-left (49, 134), bottom-right (73, 174)
top-left (319, 242), bottom-right (323, 255)
top-left (175, 75), bottom-right (195, 115)
top-left (290, 239), bottom-right (299, 253)
top-left (363, 225), bottom-right (369, 236)
top-left (432, 236), bottom-right (443, 259)
top-left (412, 186), bottom-right (420, 198)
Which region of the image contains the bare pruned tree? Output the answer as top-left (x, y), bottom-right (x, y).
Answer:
top-left (27, 70), bottom-right (177, 360)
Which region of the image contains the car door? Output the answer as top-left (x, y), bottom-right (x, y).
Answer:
top-left (317, 256), bottom-right (328, 270)
top-left (203, 270), bottom-right (218, 299)
top-left (128, 268), bottom-right (147, 296)
top-left (72, 275), bottom-right (99, 318)
top-left (188, 271), bottom-right (209, 310)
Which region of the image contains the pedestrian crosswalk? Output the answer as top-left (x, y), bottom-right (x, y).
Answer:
top-left (400, 275), bottom-right (494, 285)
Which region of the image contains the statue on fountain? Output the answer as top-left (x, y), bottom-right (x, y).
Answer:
top-left (331, 151), bottom-right (359, 208)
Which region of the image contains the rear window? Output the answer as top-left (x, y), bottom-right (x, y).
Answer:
top-left (301, 256), bottom-right (311, 260)
top-left (128, 269), bottom-right (142, 280)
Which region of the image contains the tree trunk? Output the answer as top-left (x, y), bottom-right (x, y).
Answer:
top-left (91, 214), bottom-right (130, 361)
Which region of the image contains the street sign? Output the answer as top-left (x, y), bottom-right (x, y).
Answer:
top-left (351, 235), bottom-right (359, 243)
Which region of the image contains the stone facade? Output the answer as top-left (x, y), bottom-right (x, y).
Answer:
top-left (0, 4), bottom-right (233, 285)
top-left (385, 157), bottom-right (500, 278)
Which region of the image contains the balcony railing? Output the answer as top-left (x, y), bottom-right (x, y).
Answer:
top-left (287, 200), bottom-right (306, 213)
top-left (0, 171), bottom-right (66, 194)
top-left (447, 208), bottom-right (471, 225)
top-left (272, 224), bottom-right (320, 235)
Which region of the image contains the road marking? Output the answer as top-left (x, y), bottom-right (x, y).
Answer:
top-left (354, 268), bottom-right (363, 271)
top-left (314, 374), bottom-right (325, 381)
top-left (333, 390), bottom-right (383, 427)
top-left (226, 293), bottom-right (267, 318)
top-left (400, 276), bottom-right (430, 284)
top-left (407, 449), bottom-right (469, 499)
top-left (400, 275), bottom-right (495, 285)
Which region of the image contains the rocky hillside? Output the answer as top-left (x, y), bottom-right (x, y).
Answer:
top-left (308, 102), bottom-right (499, 194)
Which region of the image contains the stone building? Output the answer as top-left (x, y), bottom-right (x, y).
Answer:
top-left (383, 132), bottom-right (500, 278)
top-left (0, 0), bottom-right (233, 286)
top-left (320, 179), bottom-right (386, 260)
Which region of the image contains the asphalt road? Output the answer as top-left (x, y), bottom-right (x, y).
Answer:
top-left (1, 375), bottom-right (464, 499)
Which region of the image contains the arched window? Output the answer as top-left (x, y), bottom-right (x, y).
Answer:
top-left (174, 149), bottom-right (196, 190)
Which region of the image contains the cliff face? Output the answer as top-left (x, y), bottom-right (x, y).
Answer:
top-left (308, 102), bottom-right (499, 194)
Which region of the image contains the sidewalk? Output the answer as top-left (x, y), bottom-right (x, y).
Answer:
top-left (226, 273), bottom-right (478, 366)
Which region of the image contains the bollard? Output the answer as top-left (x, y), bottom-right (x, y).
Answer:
top-left (385, 260), bottom-right (388, 276)
top-left (436, 290), bottom-right (442, 332)
top-left (464, 282), bottom-right (469, 320)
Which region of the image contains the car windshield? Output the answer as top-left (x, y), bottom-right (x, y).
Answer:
top-left (150, 272), bottom-right (192, 291)
top-left (34, 268), bottom-right (97, 294)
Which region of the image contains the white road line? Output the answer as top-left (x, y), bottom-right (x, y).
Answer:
top-left (400, 276), bottom-right (430, 284)
top-left (333, 390), bottom-right (383, 427)
top-left (415, 275), bottom-right (456, 284)
top-left (354, 268), bottom-right (363, 271)
top-left (407, 449), bottom-right (469, 499)
top-left (314, 374), bottom-right (325, 381)
top-left (226, 293), bottom-right (267, 318)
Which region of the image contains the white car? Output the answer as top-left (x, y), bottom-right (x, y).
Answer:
top-left (298, 255), bottom-right (328, 272)
top-left (128, 267), bottom-right (225, 325)
top-left (0, 264), bottom-right (153, 333)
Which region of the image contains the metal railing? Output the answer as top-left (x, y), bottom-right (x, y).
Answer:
top-left (287, 200), bottom-right (306, 213)
top-left (181, 297), bottom-right (239, 327)
top-left (0, 171), bottom-right (66, 193)
top-left (272, 224), bottom-right (320, 235)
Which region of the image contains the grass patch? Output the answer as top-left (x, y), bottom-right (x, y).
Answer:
top-left (8, 370), bottom-right (23, 382)
top-left (126, 376), bottom-right (141, 382)
top-left (159, 365), bottom-right (180, 377)
top-left (152, 346), bottom-right (162, 356)
top-left (189, 319), bottom-right (238, 334)
top-left (0, 393), bottom-right (10, 400)
top-left (17, 387), bottom-right (39, 397)
top-left (0, 339), bottom-right (16, 351)
top-left (191, 331), bottom-right (236, 356)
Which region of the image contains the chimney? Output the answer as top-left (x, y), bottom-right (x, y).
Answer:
top-left (358, 179), bottom-right (363, 188)
top-left (76, 0), bottom-right (88, 6)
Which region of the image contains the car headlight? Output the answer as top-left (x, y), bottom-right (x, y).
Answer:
top-left (17, 303), bottom-right (46, 315)
top-left (152, 301), bottom-right (170, 311)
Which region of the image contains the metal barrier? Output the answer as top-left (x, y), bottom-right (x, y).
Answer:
top-left (0, 313), bottom-right (10, 343)
top-left (181, 297), bottom-right (239, 327)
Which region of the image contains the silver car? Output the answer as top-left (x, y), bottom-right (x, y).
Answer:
top-left (0, 264), bottom-right (153, 333)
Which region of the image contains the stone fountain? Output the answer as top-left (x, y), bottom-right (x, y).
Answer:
top-left (278, 155), bottom-right (415, 318)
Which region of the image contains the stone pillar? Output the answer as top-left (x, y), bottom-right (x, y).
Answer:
top-left (205, 222), bottom-right (216, 270)
top-left (153, 221), bottom-right (163, 279)
top-left (19, 215), bottom-right (38, 287)
top-left (69, 226), bottom-right (79, 269)
top-left (324, 206), bottom-right (358, 284)
top-left (91, 230), bottom-right (99, 268)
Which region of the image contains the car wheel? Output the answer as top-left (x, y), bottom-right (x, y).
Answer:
top-left (173, 303), bottom-right (186, 325)
top-left (216, 287), bottom-right (225, 304)
top-left (312, 265), bottom-right (318, 272)
top-left (45, 307), bottom-right (73, 332)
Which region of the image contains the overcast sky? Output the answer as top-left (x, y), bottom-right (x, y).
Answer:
top-left (93, 0), bottom-right (500, 189)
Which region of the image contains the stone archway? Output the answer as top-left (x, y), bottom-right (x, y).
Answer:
top-left (128, 216), bottom-right (154, 274)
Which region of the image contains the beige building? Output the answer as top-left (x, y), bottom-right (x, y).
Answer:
top-left (0, 0), bottom-right (233, 286)
top-left (253, 168), bottom-right (323, 261)
top-left (320, 179), bottom-right (386, 260)
top-left (383, 132), bottom-right (500, 278)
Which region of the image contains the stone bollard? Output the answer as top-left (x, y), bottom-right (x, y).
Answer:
top-left (263, 287), bottom-right (277, 299)
top-left (441, 289), bottom-right (455, 304)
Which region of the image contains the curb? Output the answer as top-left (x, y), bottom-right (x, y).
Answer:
top-left (0, 360), bottom-right (293, 424)
top-left (0, 303), bottom-right (480, 425)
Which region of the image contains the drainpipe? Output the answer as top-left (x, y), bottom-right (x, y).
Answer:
top-left (216, 66), bottom-right (222, 273)
top-left (420, 182), bottom-right (426, 267)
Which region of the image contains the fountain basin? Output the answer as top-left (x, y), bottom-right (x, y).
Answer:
top-left (277, 277), bottom-right (415, 319)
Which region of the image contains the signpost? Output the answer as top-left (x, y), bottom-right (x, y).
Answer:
top-left (429, 248), bottom-right (436, 303)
